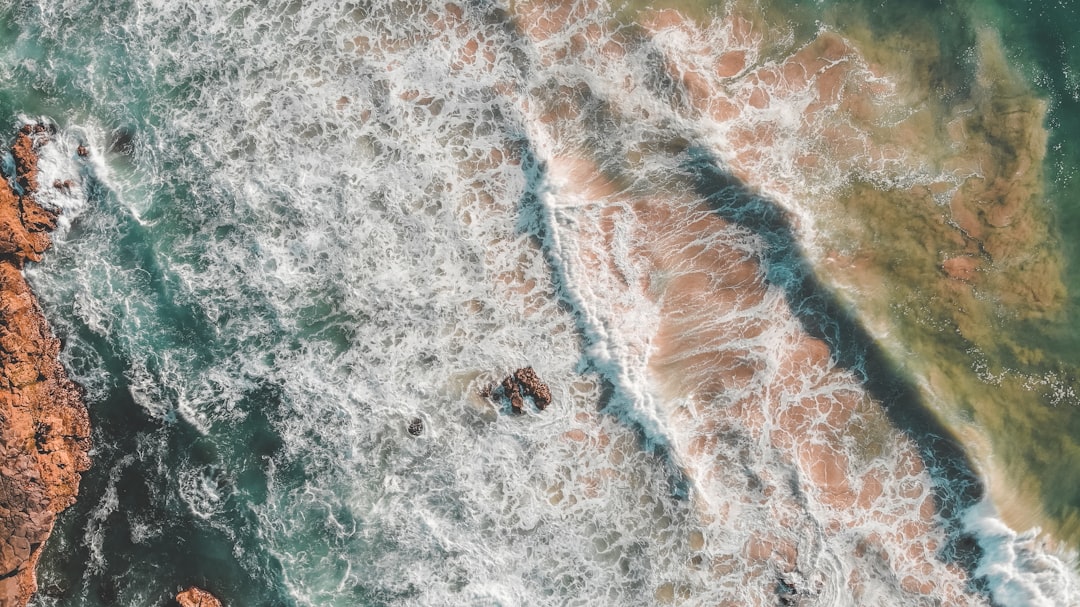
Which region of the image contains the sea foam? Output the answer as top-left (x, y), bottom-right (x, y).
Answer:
top-left (7, 0), bottom-right (1079, 606)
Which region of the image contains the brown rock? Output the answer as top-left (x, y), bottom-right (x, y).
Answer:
top-left (501, 375), bottom-right (524, 415)
top-left (489, 367), bottom-right (553, 414)
top-left (19, 198), bottom-right (59, 234)
top-left (11, 132), bottom-right (39, 194)
top-left (75, 145), bottom-right (88, 158)
top-left (0, 123), bottom-right (91, 607)
top-left (176, 587), bottom-right (223, 607)
top-left (513, 367), bottom-right (552, 410)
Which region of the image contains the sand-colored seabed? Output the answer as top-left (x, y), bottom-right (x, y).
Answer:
top-left (503, 0), bottom-right (1079, 603)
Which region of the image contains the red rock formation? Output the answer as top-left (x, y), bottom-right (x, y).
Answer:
top-left (485, 368), bottom-right (552, 414)
top-left (0, 125), bottom-right (91, 607)
top-left (176, 586), bottom-right (223, 607)
top-left (513, 367), bottom-right (551, 411)
top-left (500, 375), bottom-right (524, 415)
top-left (11, 132), bottom-right (37, 195)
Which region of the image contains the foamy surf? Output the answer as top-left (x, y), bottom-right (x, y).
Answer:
top-left (511, 0), bottom-right (1080, 605)
top-left (521, 147), bottom-right (985, 603)
top-left (2, 0), bottom-right (1078, 606)
top-left (966, 500), bottom-right (1080, 607)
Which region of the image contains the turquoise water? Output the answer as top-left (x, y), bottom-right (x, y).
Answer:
top-left (984, 0), bottom-right (1080, 361)
top-left (987, 0), bottom-right (1080, 253)
top-left (0, 0), bottom-right (1078, 605)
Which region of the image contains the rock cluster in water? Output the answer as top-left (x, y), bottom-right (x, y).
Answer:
top-left (483, 367), bottom-right (552, 414)
top-left (175, 586), bottom-right (223, 607)
top-left (0, 124), bottom-right (91, 607)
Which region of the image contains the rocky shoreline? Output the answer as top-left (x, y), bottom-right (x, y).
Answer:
top-left (0, 124), bottom-right (91, 607)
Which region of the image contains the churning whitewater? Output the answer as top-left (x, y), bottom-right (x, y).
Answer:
top-left (1, 0), bottom-right (1078, 606)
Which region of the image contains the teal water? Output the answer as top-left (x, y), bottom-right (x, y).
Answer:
top-left (983, 0), bottom-right (1080, 335)
top-left (987, 0), bottom-right (1080, 251)
top-left (0, 0), bottom-right (1077, 606)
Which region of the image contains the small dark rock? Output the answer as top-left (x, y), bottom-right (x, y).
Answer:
top-left (76, 145), bottom-right (89, 157)
top-left (407, 417), bottom-right (424, 436)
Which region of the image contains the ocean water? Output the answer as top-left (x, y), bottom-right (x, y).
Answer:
top-left (0, 0), bottom-right (1078, 606)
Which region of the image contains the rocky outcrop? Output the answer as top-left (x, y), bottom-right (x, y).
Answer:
top-left (0, 124), bottom-right (91, 607)
top-left (484, 367), bottom-right (552, 414)
top-left (513, 367), bottom-right (551, 411)
top-left (176, 586), bottom-right (223, 607)
top-left (500, 374), bottom-right (525, 414)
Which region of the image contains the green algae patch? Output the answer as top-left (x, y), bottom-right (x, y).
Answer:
top-left (812, 28), bottom-right (1080, 546)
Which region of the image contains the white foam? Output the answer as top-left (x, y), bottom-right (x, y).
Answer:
top-left (21, 119), bottom-right (93, 230)
top-left (966, 501), bottom-right (1080, 607)
top-left (11, 0), bottom-right (1076, 605)
top-left (83, 454), bottom-right (135, 574)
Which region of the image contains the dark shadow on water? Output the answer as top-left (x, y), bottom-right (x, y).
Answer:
top-left (33, 174), bottom-right (296, 607)
top-left (508, 124), bottom-right (991, 593)
top-left (680, 144), bottom-right (990, 590)
top-left (36, 364), bottom-right (295, 607)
